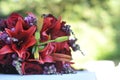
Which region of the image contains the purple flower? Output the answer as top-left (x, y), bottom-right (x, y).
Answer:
top-left (24, 12), bottom-right (37, 27)
top-left (6, 13), bottom-right (23, 29)
top-left (0, 31), bottom-right (11, 44)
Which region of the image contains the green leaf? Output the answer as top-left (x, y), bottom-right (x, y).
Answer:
top-left (34, 47), bottom-right (39, 60)
top-left (55, 36), bottom-right (69, 42)
top-left (37, 17), bottom-right (43, 32)
top-left (32, 46), bottom-right (36, 54)
top-left (39, 36), bottom-right (69, 45)
top-left (38, 45), bottom-right (45, 50)
top-left (35, 31), bottom-right (40, 41)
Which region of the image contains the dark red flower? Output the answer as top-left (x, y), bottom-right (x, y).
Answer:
top-left (39, 42), bottom-right (72, 63)
top-left (40, 14), bottom-right (57, 42)
top-left (6, 13), bottom-right (23, 29)
top-left (22, 60), bottom-right (43, 74)
top-left (0, 53), bottom-right (13, 65)
top-left (6, 18), bottom-right (36, 59)
top-left (39, 43), bottom-right (55, 63)
top-left (54, 42), bottom-right (71, 56)
top-left (50, 20), bottom-right (68, 39)
top-left (40, 14), bottom-right (68, 42)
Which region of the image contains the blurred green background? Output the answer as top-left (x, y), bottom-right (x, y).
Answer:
top-left (0, 0), bottom-right (120, 69)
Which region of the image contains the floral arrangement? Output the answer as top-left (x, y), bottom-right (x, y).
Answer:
top-left (0, 12), bottom-right (83, 75)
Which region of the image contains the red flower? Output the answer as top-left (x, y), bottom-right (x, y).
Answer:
top-left (6, 18), bottom-right (36, 59)
top-left (39, 43), bottom-right (55, 63)
top-left (54, 42), bottom-right (71, 56)
top-left (0, 53), bottom-right (13, 65)
top-left (39, 42), bottom-right (72, 63)
top-left (40, 14), bottom-right (57, 42)
top-left (6, 13), bottom-right (23, 29)
top-left (40, 14), bottom-right (68, 42)
top-left (50, 20), bottom-right (68, 39)
top-left (22, 60), bottom-right (43, 74)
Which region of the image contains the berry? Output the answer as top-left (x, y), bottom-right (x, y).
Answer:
top-left (43, 64), bottom-right (57, 75)
top-left (62, 63), bottom-right (76, 74)
top-left (62, 25), bottom-right (71, 35)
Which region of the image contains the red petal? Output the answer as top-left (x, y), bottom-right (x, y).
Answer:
top-left (53, 17), bottom-right (61, 30)
top-left (0, 45), bottom-right (13, 54)
top-left (6, 13), bottom-right (23, 29)
top-left (39, 43), bottom-right (55, 63)
top-left (15, 18), bottom-right (24, 33)
top-left (24, 36), bottom-right (36, 49)
top-left (24, 25), bottom-right (36, 36)
top-left (52, 53), bottom-right (72, 62)
top-left (40, 31), bottom-right (49, 42)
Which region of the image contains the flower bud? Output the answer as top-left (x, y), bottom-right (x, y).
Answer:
top-left (55, 36), bottom-right (69, 42)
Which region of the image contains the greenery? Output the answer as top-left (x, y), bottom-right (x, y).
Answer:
top-left (0, 0), bottom-right (120, 68)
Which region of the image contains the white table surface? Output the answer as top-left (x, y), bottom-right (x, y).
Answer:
top-left (0, 71), bottom-right (96, 80)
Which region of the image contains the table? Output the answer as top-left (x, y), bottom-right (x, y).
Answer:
top-left (0, 71), bottom-right (96, 80)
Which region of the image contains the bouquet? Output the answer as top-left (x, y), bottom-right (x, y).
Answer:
top-left (0, 12), bottom-right (83, 75)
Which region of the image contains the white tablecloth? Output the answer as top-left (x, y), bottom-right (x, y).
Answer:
top-left (0, 71), bottom-right (96, 80)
